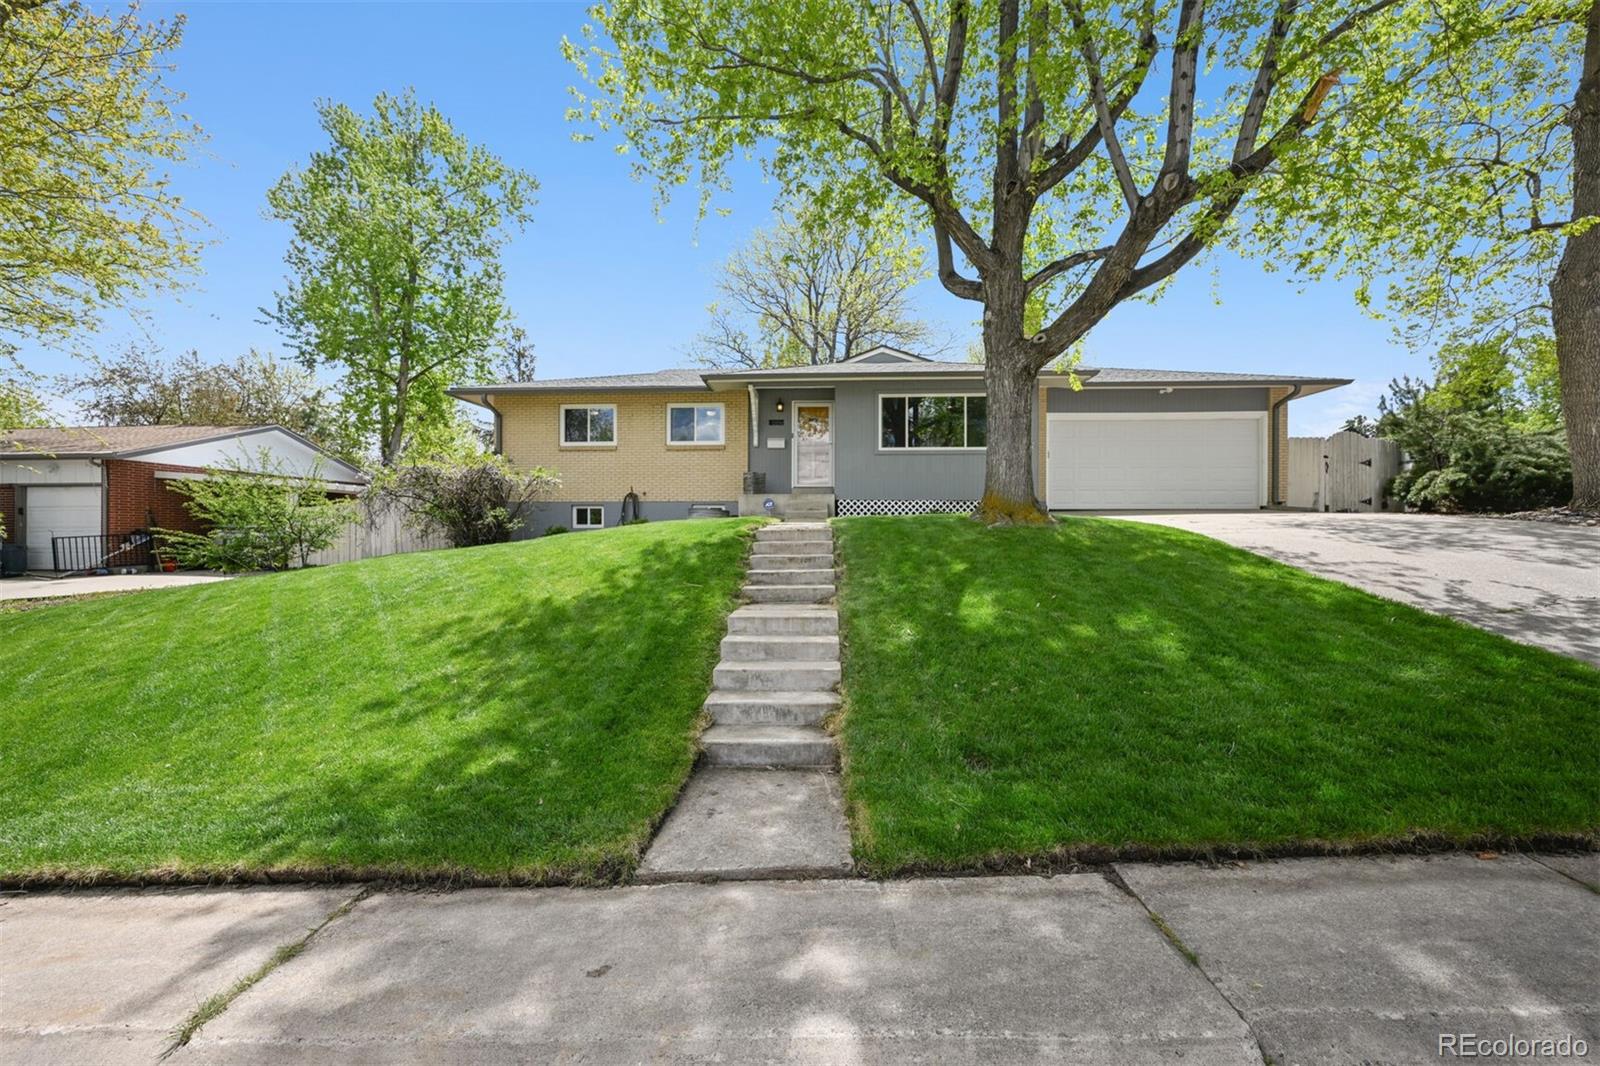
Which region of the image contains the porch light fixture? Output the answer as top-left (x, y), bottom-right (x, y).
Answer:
top-left (775, 398), bottom-right (785, 413)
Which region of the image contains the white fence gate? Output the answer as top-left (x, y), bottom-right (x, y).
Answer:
top-left (305, 501), bottom-right (449, 567)
top-left (1287, 430), bottom-right (1402, 512)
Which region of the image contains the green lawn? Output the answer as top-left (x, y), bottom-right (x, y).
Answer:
top-left (0, 519), bottom-right (761, 883)
top-left (834, 515), bottom-right (1599, 873)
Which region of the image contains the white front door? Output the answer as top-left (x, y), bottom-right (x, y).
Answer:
top-left (793, 403), bottom-right (834, 488)
top-left (24, 485), bottom-right (103, 569)
top-left (1046, 414), bottom-right (1266, 509)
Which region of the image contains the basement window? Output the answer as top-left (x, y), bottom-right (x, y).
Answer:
top-left (572, 506), bottom-right (604, 530)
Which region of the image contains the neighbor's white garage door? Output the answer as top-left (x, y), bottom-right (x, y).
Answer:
top-left (1046, 415), bottom-right (1265, 510)
top-left (24, 485), bottom-right (103, 569)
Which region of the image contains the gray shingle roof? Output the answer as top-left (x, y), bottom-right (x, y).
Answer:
top-left (448, 369), bottom-right (711, 395)
top-left (1082, 367), bottom-right (1352, 385)
top-left (0, 425), bottom-right (260, 457)
top-left (451, 360), bottom-right (1350, 394)
top-left (702, 360), bottom-right (986, 380)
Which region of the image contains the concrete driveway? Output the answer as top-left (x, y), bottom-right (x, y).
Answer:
top-left (1116, 511), bottom-right (1600, 666)
top-left (3, 855), bottom-right (1595, 1065)
top-left (0, 571), bottom-right (227, 601)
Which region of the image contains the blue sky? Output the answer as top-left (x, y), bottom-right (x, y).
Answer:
top-left (20, 0), bottom-right (1422, 435)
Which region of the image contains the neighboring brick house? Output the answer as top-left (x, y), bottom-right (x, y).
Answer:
top-left (449, 347), bottom-right (1349, 528)
top-left (0, 425), bottom-right (366, 571)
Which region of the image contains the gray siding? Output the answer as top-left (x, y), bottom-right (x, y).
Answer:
top-left (834, 378), bottom-right (990, 500)
top-left (744, 387), bottom-right (834, 493)
top-left (519, 499), bottom-right (738, 537)
top-left (1047, 386), bottom-right (1269, 413)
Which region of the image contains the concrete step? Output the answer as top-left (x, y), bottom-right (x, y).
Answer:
top-left (704, 690), bottom-right (839, 726)
top-left (751, 538), bottom-right (831, 556)
top-left (756, 524), bottom-right (832, 542)
top-left (636, 769), bottom-right (853, 882)
top-left (701, 725), bottom-right (837, 768)
top-left (748, 553), bottom-right (833, 571)
top-left (745, 568), bottom-right (836, 587)
top-left (727, 605), bottom-right (838, 636)
top-left (744, 584), bottom-right (835, 605)
top-left (713, 660), bottom-right (840, 692)
top-left (720, 633), bottom-right (839, 662)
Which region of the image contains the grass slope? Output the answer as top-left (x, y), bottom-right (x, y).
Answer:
top-left (0, 519), bottom-right (761, 883)
top-left (834, 516), bottom-right (1599, 873)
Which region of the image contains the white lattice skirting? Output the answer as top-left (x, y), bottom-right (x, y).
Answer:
top-left (836, 499), bottom-right (978, 517)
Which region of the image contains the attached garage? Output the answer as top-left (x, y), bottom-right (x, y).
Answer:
top-left (22, 485), bottom-right (104, 570)
top-left (1044, 395), bottom-right (1270, 511)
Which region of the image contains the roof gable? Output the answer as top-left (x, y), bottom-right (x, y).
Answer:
top-left (840, 345), bottom-right (930, 364)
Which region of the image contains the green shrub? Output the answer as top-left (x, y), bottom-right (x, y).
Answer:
top-left (1390, 418), bottom-right (1571, 512)
top-left (377, 457), bottom-right (559, 548)
top-left (158, 454), bottom-right (354, 571)
top-left (1377, 373), bottom-right (1572, 514)
top-left (544, 524), bottom-right (568, 536)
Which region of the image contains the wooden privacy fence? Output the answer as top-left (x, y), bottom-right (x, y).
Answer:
top-left (1287, 430), bottom-right (1402, 512)
top-left (306, 499), bottom-right (449, 567)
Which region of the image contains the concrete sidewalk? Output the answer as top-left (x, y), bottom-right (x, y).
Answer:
top-left (0, 571), bottom-right (228, 601)
top-left (3, 855), bottom-right (1595, 1065)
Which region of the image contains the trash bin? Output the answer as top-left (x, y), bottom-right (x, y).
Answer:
top-left (742, 471), bottom-right (766, 494)
top-left (0, 543), bottom-right (26, 577)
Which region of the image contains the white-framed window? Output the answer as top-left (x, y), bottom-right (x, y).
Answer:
top-left (880, 394), bottom-right (987, 450)
top-left (667, 402), bottom-right (726, 445)
top-left (561, 404), bottom-right (617, 446)
top-left (572, 505), bottom-right (604, 529)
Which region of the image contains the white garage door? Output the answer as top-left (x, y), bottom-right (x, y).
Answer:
top-left (24, 485), bottom-right (103, 569)
top-left (1046, 415), bottom-right (1265, 510)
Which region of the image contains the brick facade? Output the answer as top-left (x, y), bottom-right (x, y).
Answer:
top-left (0, 485), bottom-right (16, 543)
top-left (1267, 387), bottom-right (1291, 504)
top-left (104, 459), bottom-right (210, 535)
top-left (497, 391), bottom-right (749, 504)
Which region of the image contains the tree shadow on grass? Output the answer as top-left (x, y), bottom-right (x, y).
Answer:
top-left (833, 516), bottom-right (1600, 869)
top-left (1, 523), bottom-right (757, 884)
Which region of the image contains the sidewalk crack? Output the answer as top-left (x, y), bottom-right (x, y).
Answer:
top-left (160, 886), bottom-right (373, 1059)
top-left (1103, 866), bottom-right (1273, 1065)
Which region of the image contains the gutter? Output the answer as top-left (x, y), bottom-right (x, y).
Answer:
top-left (1268, 384), bottom-right (1303, 506)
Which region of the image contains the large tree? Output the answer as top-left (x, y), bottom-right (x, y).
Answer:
top-left (692, 203), bottom-right (940, 367)
top-left (1555, 3), bottom-right (1598, 508)
top-left (61, 346), bottom-right (352, 453)
top-left (1304, 2), bottom-right (1594, 509)
top-left (569, 0), bottom-right (1508, 522)
top-left (266, 90), bottom-right (536, 467)
top-left (0, 0), bottom-right (202, 350)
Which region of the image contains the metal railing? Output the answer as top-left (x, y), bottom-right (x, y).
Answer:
top-left (50, 530), bottom-right (155, 573)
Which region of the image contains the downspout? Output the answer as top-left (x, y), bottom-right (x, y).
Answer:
top-left (746, 385), bottom-right (759, 449)
top-left (480, 395), bottom-right (504, 455)
top-left (1268, 385), bottom-right (1302, 506)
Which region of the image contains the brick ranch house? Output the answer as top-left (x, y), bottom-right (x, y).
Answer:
top-left (449, 347), bottom-right (1351, 530)
top-left (1, 425), bottom-right (366, 572)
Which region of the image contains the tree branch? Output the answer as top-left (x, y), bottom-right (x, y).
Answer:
top-left (1025, 245), bottom-right (1114, 295)
top-left (934, 219), bottom-right (985, 300)
top-left (1065, 0), bottom-right (1141, 211)
top-left (1234, 0), bottom-right (1298, 161)
top-left (1161, 0), bottom-right (1206, 177)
